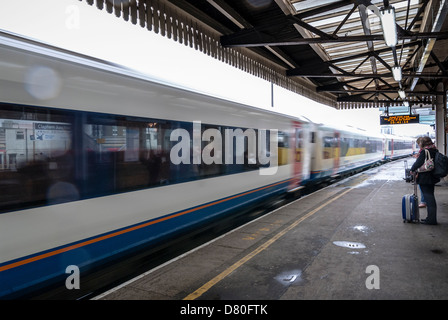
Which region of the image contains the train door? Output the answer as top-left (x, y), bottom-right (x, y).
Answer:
top-left (390, 138), bottom-right (394, 158)
top-left (382, 136), bottom-right (387, 160)
top-left (333, 131), bottom-right (340, 175)
top-left (289, 121), bottom-right (302, 191)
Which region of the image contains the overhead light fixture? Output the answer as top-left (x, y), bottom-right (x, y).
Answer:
top-left (398, 90), bottom-right (406, 99)
top-left (392, 66), bottom-right (402, 82)
top-left (379, 6), bottom-right (398, 47)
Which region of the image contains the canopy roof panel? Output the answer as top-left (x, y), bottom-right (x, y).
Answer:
top-left (79, 0), bottom-right (448, 109)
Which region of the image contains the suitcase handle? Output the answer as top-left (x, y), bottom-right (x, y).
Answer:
top-left (412, 172), bottom-right (418, 195)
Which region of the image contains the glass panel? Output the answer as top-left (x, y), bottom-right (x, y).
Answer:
top-left (0, 103), bottom-right (291, 213)
top-left (82, 115), bottom-right (175, 196)
top-left (0, 105), bottom-right (74, 211)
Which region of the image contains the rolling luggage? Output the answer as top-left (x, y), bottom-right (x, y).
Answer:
top-left (402, 176), bottom-right (419, 223)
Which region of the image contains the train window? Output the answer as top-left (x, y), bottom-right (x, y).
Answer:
top-left (0, 103), bottom-right (288, 213)
top-left (278, 131), bottom-right (289, 148)
top-left (365, 139), bottom-right (382, 154)
top-left (0, 104), bottom-right (75, 212)
top-left (340, 138), bottom-right (350, 157)
top-left (293, 129), bottom-right (303, 163)
top-left (82, 115), bottom-right (278, 195)
top-left (323, 136), bottom-right (334, 159)
top-left (359, 140), bottom-right (367, 150)
top-left (221, 126), bottom-right (261, 174)
top-left (277, 131), bottom-right (289, 166)
top-left (323, 136), bottom-right (333, 148)
top-left (82, 115), bottom-right (175, 196)
top-left (198, 124), bottom-right (224, 178)
top-left (295, 130), bottom-right (302, 149)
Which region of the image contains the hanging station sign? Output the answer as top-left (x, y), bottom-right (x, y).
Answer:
top-left (380, 114), bottom-right (420, 125)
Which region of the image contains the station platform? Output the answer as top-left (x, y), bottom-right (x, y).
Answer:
top-left (95, 158), bottom-right (448, 300)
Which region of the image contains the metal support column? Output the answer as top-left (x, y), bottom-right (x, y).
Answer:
top-left (435, 82), bottom-right (447, 154)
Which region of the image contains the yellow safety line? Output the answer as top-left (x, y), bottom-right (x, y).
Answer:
top-left (183, 187), bottom-right (354, 300)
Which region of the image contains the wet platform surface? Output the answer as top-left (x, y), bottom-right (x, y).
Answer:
top-left (95, 158), bottom-right (448, 300)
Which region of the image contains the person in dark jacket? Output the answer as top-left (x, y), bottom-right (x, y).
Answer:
top-left (414, 136), bottom-right (426, 208)
top-left (410, 136), bottom-right (440, 225)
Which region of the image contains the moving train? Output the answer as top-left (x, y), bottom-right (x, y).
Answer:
top-left (0, 31), bottom-right (414, 298)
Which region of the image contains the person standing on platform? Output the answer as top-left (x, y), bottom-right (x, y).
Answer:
top-left (415, 136), bottom-right (427, 208)
top-left (410, 136), bottom-right (440, 225)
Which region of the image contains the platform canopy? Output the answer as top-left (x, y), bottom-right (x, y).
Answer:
top-left (79, 0), bottom-right (447, 109)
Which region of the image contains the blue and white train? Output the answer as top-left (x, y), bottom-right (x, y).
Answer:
top-left (0, 31), bottom-right (414, 298)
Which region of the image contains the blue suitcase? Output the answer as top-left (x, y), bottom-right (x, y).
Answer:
top-left (402, 180), bottom-right (419, 223)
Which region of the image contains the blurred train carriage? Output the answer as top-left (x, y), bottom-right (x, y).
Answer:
top-left (383, 134), bottom-right (416, 160)
top-left (0, 31), bottom-right (414, 298)
top-left (309, 124), bottom-right (384, 182)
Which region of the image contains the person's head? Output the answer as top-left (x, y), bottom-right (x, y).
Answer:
top-left (420, 136), bottom-right (433, 148)
top-left (416, 136), bottom-right (423, 148)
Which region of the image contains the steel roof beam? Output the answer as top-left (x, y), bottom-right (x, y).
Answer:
top-left (324, 89), bottom-right (444, 94)
top-left (332, 4), bottom-right (358, 36)
top-left (358, 4), bottom-right (379, 89)
top-left (409, 0), bottom-right (448, 91)
top-left (430, 51), bottom-right (448, 76)
top-left (220, 31), bottom-right (448, 47)
top-left (286, 71), bottom-right (448, 78)
top-left (287, 15), bottom-right (337, 40)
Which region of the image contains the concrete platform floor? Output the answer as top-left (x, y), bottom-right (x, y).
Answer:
top-left (96, 158), bottom-right (448, 300)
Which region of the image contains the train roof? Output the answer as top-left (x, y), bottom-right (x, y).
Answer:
top-left (382, 133), bottom-right (416, 141)
top-left (314, 121), bottom-right (383, 139)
